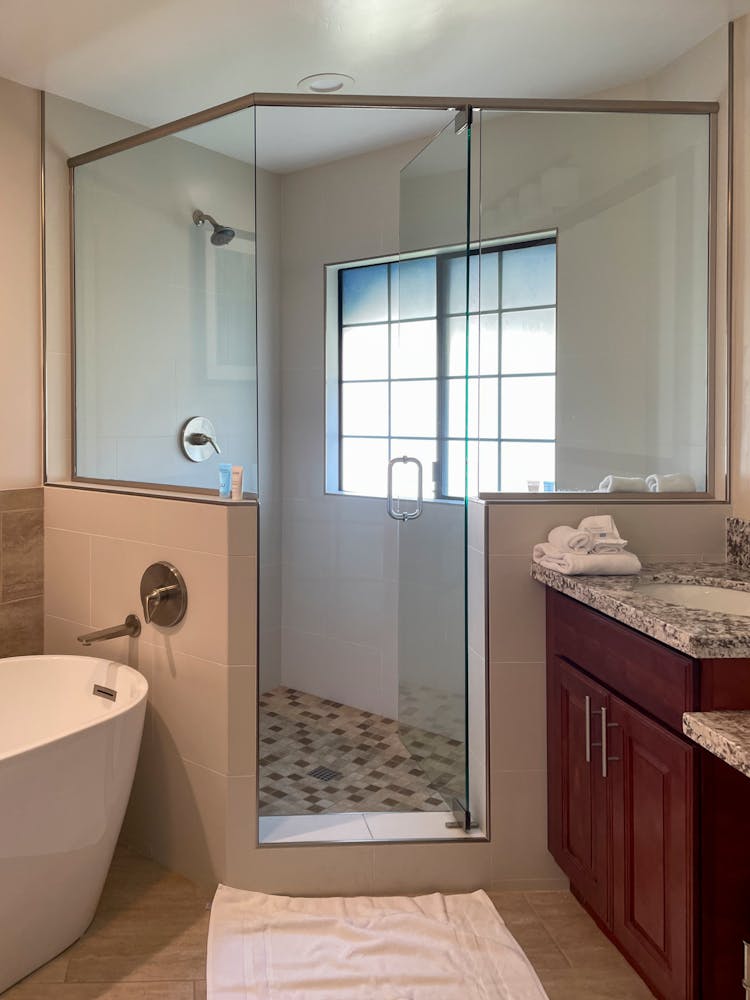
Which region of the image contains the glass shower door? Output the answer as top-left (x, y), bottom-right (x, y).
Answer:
top-left (394, 111), bottom-right (472, 829)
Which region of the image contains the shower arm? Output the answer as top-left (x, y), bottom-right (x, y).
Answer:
top-left (193, 209), bottom-right (219, 228)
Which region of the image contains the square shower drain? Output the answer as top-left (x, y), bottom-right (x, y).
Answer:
top-left (309, 765), bottom-right (342, 782)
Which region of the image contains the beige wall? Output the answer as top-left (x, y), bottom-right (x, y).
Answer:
top-left (0, 77), bottom-right (41, 488)
top-left (732, 16), bottom-right (750, 516)
top-left (276, 136), bottom-right (424, 718)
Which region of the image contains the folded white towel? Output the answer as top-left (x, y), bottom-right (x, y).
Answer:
top-left (533, 542), bottom-right (641, 576)
top-left (646, 473), bottom-right (697, 493)
top-left (598, 475), bottom-right (649, 493)
top-left (577, 515), bottom-right (628, 553)
top-left (579, 514), bottom-right (617, 536)
top-left (548, 525), bottom-right (592, 552)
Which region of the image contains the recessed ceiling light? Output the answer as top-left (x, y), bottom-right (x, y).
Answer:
top-left (297, 73), bottom-right (355, 94)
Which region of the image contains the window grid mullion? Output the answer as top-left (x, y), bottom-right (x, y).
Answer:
top-left (387, 263), bottom-right (393, 461)
top-left (436, 255), bottom-right (450, 501)
top-left (337, 269), bottom-right (344, 492)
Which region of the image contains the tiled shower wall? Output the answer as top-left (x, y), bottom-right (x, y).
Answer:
top-left (0, 488), bottom-right (43, 656)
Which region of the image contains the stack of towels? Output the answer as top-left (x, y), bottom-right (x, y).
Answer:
top-left (598, 473), bottom-right (696, 493)
top-left (533, 515), bottom-right (641, 576)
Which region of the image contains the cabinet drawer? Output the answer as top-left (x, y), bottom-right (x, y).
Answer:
top-left (547, 589), bottom-right (695, 731)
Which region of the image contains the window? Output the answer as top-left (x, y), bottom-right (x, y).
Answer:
top-left (330, 236), bottom-right (556, 498)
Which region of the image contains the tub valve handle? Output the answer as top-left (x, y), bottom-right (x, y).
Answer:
top-left (143, 584), bottom-right (179, 624)
top-left (140, 562), bottom-right (188, 628)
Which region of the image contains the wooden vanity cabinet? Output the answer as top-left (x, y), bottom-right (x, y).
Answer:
top-left (546, 588), bottom-right (750, 1000)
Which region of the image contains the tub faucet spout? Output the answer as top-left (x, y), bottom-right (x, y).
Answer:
top-left (77, 614), bottom-right (141, 646)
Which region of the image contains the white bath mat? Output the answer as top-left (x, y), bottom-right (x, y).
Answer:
top-left (207, 884), bottom-right (549, 999)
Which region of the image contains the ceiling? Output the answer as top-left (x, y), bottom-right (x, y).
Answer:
top-left (2, 0), bottom-right (747, 171)
top-left (186, 106), bottom-right (452, 173)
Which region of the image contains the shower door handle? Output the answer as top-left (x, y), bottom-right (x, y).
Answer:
top-left (387, 456), bottom-right (423, 521)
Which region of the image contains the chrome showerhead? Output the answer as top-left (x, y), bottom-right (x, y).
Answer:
top-left (192, 209), bottom-right (236, 246)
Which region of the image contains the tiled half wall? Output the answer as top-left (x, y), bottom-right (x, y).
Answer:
top-left (0, 488), bottom-right (43, 656)
top-left (41, 487), bottom-right (731, 897)
top-left (43, 485), bottom-right (257, 888)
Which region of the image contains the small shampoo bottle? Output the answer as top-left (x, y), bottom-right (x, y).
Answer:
top-left (231, 465), bottom-right (244, 500)
top-left (218, 463), bottom-right (232, 498)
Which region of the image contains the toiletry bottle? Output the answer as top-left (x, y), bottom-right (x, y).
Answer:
top-left (218, 463), bottom-right (232, 498)
top-left (231, 465), bottom-right (244, 500)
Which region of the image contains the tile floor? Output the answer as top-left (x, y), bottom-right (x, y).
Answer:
top-left (3, 846), bottom-right (655, 999)
top-left (258, 685), bottom-right (464, 814)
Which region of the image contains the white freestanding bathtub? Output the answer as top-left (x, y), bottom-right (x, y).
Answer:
top-left (0, 654), bottom-right (148, 993)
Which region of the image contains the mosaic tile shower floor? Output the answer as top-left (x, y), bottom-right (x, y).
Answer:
top-left (258, 686), bottom-right (464, 815)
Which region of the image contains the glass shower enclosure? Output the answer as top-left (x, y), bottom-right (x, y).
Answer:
top-left (395, 113), bottom-right (473, 826)
top-left (62, 88), bottom-right (717, 846)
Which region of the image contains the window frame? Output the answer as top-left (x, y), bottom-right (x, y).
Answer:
top-left (325, 233), bottom-right (557, 501)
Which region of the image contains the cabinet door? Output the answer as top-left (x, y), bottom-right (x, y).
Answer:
top-left (547, 655), bottom-right (609, 923)
top-left (609, 695), bottom-right (694, 1000)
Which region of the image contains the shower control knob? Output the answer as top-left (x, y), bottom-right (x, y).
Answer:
top-left (140, 562), bottom-right (187, 628)
top-left (188, 432), bottom-right (221, 454)
top-left (181, 416), bottom-right (221, 462)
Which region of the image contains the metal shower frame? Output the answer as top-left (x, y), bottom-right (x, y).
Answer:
top-left (53, 87), bottom-right (727, 502)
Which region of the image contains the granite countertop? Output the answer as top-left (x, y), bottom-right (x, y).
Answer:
top-left (683, 711), bottom-right (750, 777)
top-left (531, 560), bottom-right (750, 658)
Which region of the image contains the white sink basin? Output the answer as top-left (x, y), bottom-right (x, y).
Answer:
top-left (636, 583), bottom-right (750, 616)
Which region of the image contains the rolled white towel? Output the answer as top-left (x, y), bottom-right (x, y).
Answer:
top-left (577, 515), bottom-right (628, 554)
top-left (590, 538), bottom-right (628, 554)
top-left (598, 475), bottom-right (649, 493)
top-left (533, 542), bottom-right (641, 576)
top-left (548, 525), bottom-right (592, 552)
top-left (646, 473), bottom-right (697, 493)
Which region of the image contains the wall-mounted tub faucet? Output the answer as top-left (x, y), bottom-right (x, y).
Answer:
top-left (77, 615), bottom-right (141, 646)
